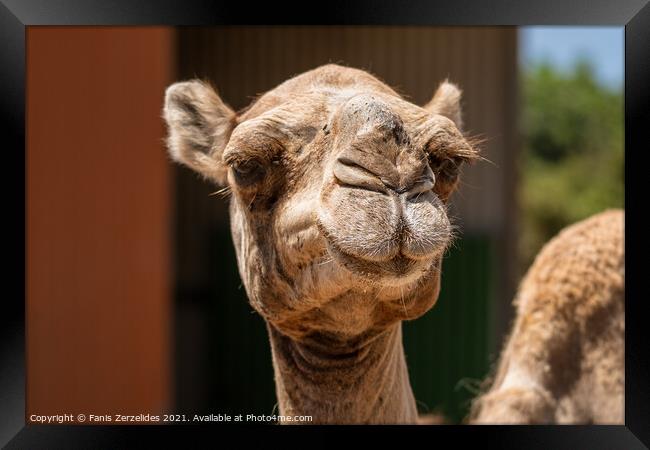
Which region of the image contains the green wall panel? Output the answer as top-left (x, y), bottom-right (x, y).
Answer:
top-left (403, 235), bottom-right (494, 423)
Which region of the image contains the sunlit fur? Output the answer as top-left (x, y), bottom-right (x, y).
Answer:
top-left (470, 210), bottom-right (624, 424)
top-left (164, 64), bottom-right (478, 423)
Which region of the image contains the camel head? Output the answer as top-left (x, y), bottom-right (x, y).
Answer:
top-left (163, 64), bottom-right (478, 343)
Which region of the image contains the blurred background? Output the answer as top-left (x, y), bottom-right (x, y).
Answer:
top-left (517, 27), bottom-right (624, 272)
top-left (26, 26), bottom-right (623, 425)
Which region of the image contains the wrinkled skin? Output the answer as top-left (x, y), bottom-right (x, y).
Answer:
top-left (163, 64), bottom-right (477, 423)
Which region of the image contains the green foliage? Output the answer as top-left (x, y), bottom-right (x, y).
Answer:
top-left (518, 60), bottom-right (624, 271)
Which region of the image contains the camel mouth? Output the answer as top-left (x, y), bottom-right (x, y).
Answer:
top-left (316, 182), bottom-right (453, 277)
top-left (324, 239), bottom-right (434, 286)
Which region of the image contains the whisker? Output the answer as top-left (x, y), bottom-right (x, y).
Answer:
top-left (316, 257), bottom-right (333, 267)
top-left (399, 285), bottom-right (408, 317)
top-left (248, 193), bottom-right (257, 209)
top-left (374, 284), bottom-right (386, 301)
top-left (209, 186), bottom-right (232, 199)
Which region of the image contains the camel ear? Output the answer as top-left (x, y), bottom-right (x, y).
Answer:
top-left (163, 80), bottom-right (236, 185)
top-left (423, 80), bottom-right (463, 131)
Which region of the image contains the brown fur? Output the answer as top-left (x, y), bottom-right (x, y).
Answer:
top-left (163, 64), bottom-right (477, 423)
top-left (470, 209), bottom-right (624, 424)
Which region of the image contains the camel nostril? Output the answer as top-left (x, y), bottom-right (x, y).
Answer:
top-left (405, 177), bottom-right (435, 200)
top-left (404, 166), bottom-right (436, 200)
top-left (333, 158), bottom-right (388, 194)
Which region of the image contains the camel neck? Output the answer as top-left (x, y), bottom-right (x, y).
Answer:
top-left (266, 322), bottom-right (418, 424)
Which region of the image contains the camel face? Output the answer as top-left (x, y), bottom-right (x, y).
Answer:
top-left (164, 65), bottom-right (477, 338)
top-left (317, 94), bottom-right (454, 283)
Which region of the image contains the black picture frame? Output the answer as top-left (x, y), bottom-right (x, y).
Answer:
top-left (2, 0), bottom-right (648, 448)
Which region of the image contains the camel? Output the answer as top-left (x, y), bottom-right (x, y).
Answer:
top-left (470, 209), bottom-right (624, 424)
top-left (163, 64), bottom-right (478, 424)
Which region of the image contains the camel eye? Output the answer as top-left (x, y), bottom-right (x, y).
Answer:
top-left (231, 159), bottom-right (265, 186)
top-left (438, 158), bottom-right (459, 180)
top-left (429, 155), bottom-right (460, 181)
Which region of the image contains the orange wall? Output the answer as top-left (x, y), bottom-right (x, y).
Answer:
top-left (26, 27), bottom-right (174, 419)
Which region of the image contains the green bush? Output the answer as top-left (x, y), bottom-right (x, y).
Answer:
top-left (518, 60), bottom-right (624, 271)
